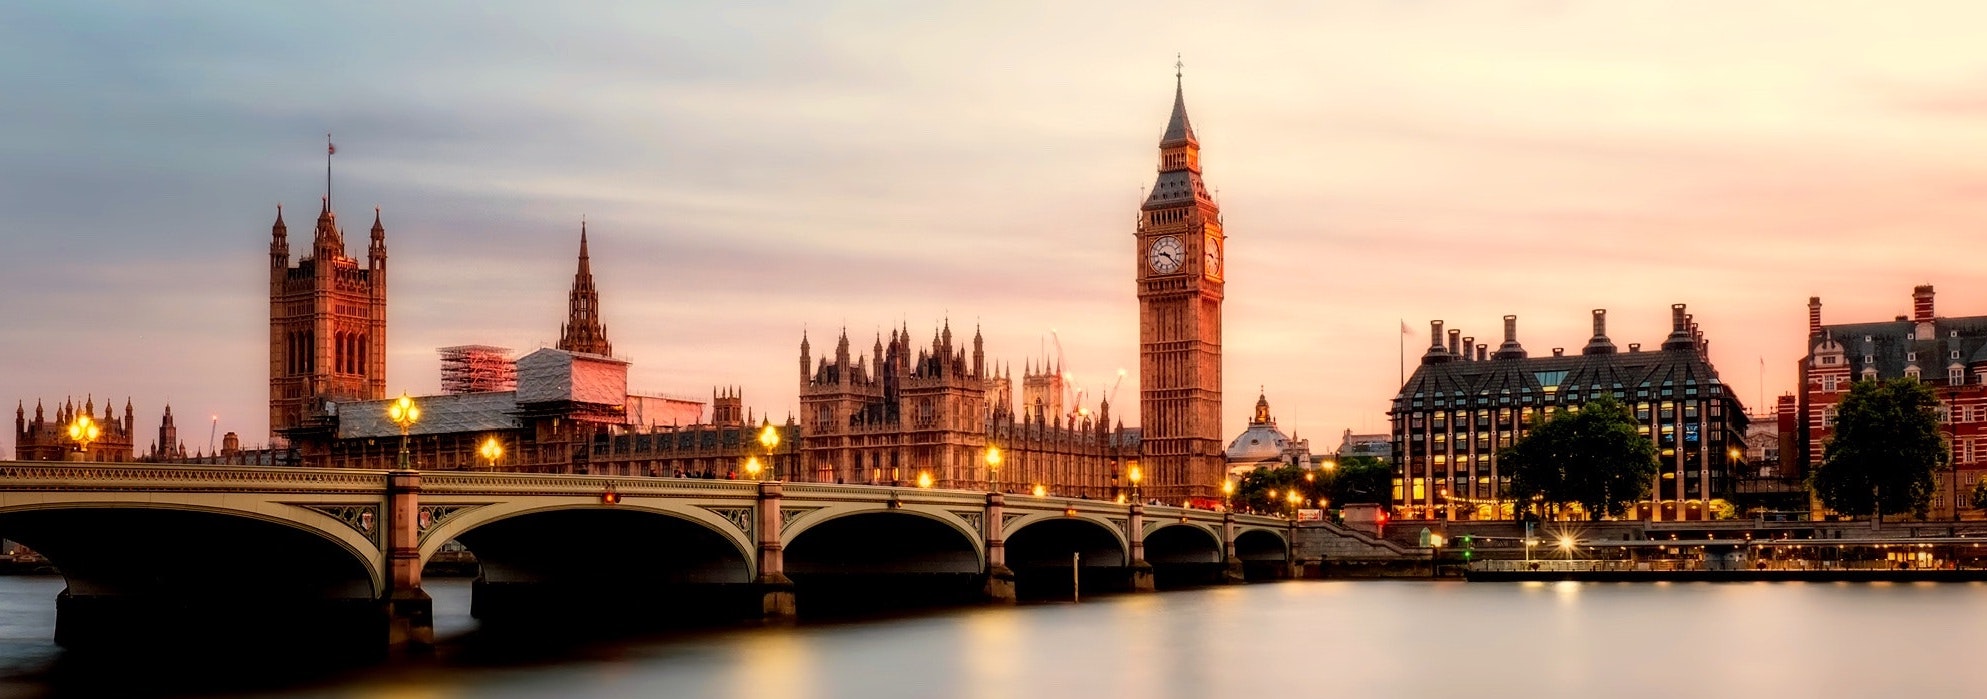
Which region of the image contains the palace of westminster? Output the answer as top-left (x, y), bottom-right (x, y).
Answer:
top-left (34, 70), bottom-right (1926, 521)
top-left (14, 73), bottom-right (1237, 504)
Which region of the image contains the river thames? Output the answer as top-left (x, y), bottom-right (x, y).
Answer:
top-left (0, 575), bottom-right (1982, 697)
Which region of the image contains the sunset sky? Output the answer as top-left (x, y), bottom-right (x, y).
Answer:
top-left (7, 2), bottom-right (1987, 455)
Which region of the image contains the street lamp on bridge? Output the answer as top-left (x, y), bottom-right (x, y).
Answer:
top-left (917, 471), bottom-right (934, 489)
top-left (479, 436), bottom-right (503, 470)
top-left (387, 393), bottom-right (420, 470)
top-left (1221, 478), bottom-right (1235, 512)
top-left (1127, 463), bottom-right (1142, 504)
top-left (758, 420), bottom-right (781, 481)
top-left (985, 443), bottom-right (1002, 493)
top-left (66, 414), bottom-right (101, 461)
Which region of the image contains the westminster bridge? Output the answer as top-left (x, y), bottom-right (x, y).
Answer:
top-left (0, 462), bottom-right (1295, 652)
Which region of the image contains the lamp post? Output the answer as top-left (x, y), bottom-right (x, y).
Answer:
top-left (1222, 478), bottom-right (1235, 512)
top-left (478, 436), bottom-right (503, 470)
top-left (1287, 489), bottom-right (1302, 520)
top-left (985, 443), bottom-right (1002, 492)
top-left (745, 455), bottom-right (764, 481)
top-left (1033, 483), bottom-right (1047, 498)
top-left (386, 393), bottom-right (420, 470)
top-left (66, 414), bottom-right (101, 461)
top-left (1127, 463), bottom-right (1143, 504)
top-left (917, 471), bottom-right (934, 489)
top-left (758, 420), bottom-right (782, 481)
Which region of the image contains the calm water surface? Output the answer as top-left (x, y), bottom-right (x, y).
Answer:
top-left (0, 575), bottom-right (1980, 698)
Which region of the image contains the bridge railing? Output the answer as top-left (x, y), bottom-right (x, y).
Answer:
top-left (420, 471), bottom-right (763, 497)
top-left (0, 461), bottom-right (389, 493)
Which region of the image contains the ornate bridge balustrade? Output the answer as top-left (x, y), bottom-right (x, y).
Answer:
top-left (0, 462), bottom-right (1291, 652)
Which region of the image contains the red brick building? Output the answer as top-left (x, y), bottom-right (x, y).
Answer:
top-left (1799, 285), bottom-right (1987, 518)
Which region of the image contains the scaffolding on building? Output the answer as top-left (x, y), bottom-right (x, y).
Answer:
top-left (438, 345), bottom-right (517, 394)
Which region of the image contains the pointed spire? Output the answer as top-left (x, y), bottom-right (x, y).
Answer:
top-left (556, 220), bottom-right (612, 356)
top-left (1161, 54), bottom-right (1198, 147)
top-left (370, 207), bottom-right (385, 242)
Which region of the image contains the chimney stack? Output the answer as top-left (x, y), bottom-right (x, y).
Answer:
top-left (1808, 296), bottom-right (1823, 337)
top-left (1493, 315), bottom-right (1527, 359)
top-left (1429, 320), bottom-right (1444, 350)
top-left (1663, 304), bottom-right (1696, 351)
top-left (1476, 344), bottom-right (1487, 361)
top-left (1461, 337), bottom-right (1474, 361)
top-left (1914, 285), bottom-right (1935, 322)
top-left (1583, 308), bottom-right (1617, 355)
top-left (1447, 329), bottom-right (1462, 357)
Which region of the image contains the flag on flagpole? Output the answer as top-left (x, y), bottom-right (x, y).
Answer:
top-left (1400, 320), bottom-right (1412, 336)
top-left (328, 142), bottom-right (336, 155)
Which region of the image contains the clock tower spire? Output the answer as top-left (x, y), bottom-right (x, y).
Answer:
top-left (1135, 61), bottom-right (1224, 500)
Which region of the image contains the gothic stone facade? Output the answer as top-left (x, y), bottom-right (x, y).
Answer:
top-left (798, 325), bottom-right (1137, 498)
top-left (14, 397), bottom-right (136, 462)
top-left (269, 200), bottom-right (387, 443)
top-left (1135, 73), bottom-right (1225, 501)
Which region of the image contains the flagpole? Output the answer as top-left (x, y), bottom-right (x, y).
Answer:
top-left (325, 132), bottom-right (333, 210)
top-left (1399, 319), bottom-right (1406, 387)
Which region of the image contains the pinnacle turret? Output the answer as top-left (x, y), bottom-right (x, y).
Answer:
top-left (556, 221), bottom-right (613, 357)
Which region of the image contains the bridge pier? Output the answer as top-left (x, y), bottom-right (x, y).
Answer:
top-left (984, 493), bottom-right (1016, 604)
top-left (385, 469), bottom-right (434, 651)
top-left (1128, 503), bottom-right (1155, 592)
top-left (1221, 512), bottom-right (1246, 584)
top-left (756, 481), bottom-right (798, 624)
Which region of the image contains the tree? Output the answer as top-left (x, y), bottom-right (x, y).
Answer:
top-left (1233, 464), bottom-right (1324, 515)
top-left (1328, 455), bottom-right (1392, 505)
top-left (1499, 395), bottom-right (1659, 520)
top-left (1810, 378), bottom-right (1947, 519)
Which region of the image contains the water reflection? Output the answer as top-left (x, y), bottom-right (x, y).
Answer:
top-left (0, 578), bottom-right (1981, 697)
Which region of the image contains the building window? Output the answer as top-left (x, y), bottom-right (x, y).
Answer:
top-left (1908, 352), bottom-right (1918, 362)
top-left (1863, 369), bottom-right (1878, 382)
top-left (1906, 367), bottom-right (1921, 381)
top-left (1952, 367), bottom-right (1966, 386)
top-left (1822, 376), bottom-right (1838, 393)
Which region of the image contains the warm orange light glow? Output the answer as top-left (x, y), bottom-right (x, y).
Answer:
top-left (479, 436), bottom-right (503, 466)
top-left (387, 393), bottom-right (420, 427)
top-left (917, 471), bottom-right (933, 488)
top-left (1033, 484), bottom-right (1047, 497)
top-left (745, 455), bottom-right (763, 478)
top-left (759, 423), bottom-right (781, 450)
top-left (1127, 464), bottom-right (1142, 485)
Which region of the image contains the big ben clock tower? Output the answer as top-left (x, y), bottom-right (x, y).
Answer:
top-left (1137, 65), bottom-right (1224, 500)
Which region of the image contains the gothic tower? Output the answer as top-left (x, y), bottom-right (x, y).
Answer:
top-left (557, 221), bottom-right (613, 356)
top-left (270, 199), bottom-right (388, 442)
top-left (1135, 65), bottom-right (1225, 500)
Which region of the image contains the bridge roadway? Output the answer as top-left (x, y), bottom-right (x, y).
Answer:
top-left (0, 462), bottom-right (1294, 653)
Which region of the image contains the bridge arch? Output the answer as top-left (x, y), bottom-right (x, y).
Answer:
top-left (1143, 522), bottom-right (1223, 564)
top-left (419, 501), bottom-right (756, 585)
top-left (1004, 513), bottom-right (1129, 568)
top-left (0, 499), bottom-right (384, 597)
top-left (1235, 527), bottom-right (1290, 561)
top-left (782, 505), bottom-right (985, 575)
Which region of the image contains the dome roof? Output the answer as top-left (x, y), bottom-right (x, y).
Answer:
top-left (1226, 422), bottom-right (1291, 462)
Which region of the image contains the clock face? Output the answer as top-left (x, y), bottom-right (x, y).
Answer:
top-left (1147, 235), bottom-right (1184, 274)
top-left (1203, 237), bottom-right (1222, 277)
